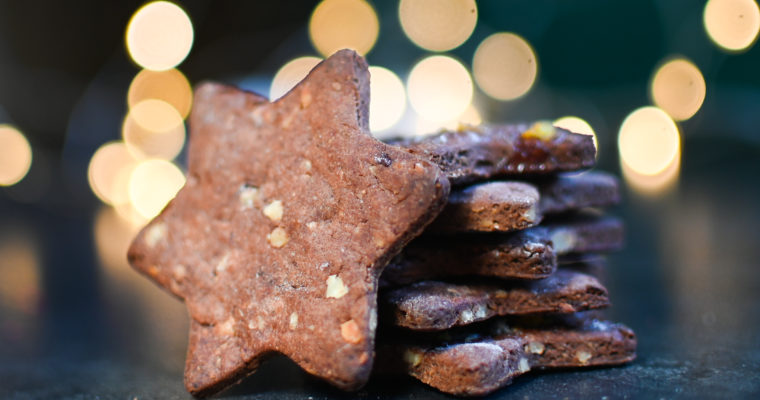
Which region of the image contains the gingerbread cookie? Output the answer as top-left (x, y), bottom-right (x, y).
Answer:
top-left (381, 270), bottom-right (609, 331)
top-left (127, 50), bottom-right (449, 396)
top-left (381, 216), bottom-right (623, 286)
top-left (378, 314), bottom-right (636, 396)
top-left (389, 122), bottom-right (596, 186)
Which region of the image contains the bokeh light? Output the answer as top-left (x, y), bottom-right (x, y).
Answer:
top-left (0, 235), bottom-right (40, 315)
top-left (128, 159), bottom-right (185, 220)
top-left (407, 55), bottom-right (473, 122)
top-left (622, 148), bottom-right (681, 195)
top-left (88, 141), bottom-right (138, 206)
top-left (369, 66), bottom-right (406, 132)
top-left (0, 125), bottom-right (32, 187)
top-left (126, 1), bottom-right (194, 71)
top-left (128, 68), bottom-right (193, 119)
top-left (94, 206), bottom-right (141, 272)
top-left (618, 106), bottom-right (681, 176)
top-left (309, 0), bottom-right (379, 57)
top-left (123, 99), bottom-right (186, 160)
top-left (553, 116), bottom-right (598, 151)
top-left (399, 0), bottom-right (478, 51)
top-left (473, 32), bottom-right (538, 101)
top-left (270, 57), bottom-right (322, 100)
top-left (704, 0), bottom-right (760, 52)
top-left (650, 58), bottom-right (706, 121)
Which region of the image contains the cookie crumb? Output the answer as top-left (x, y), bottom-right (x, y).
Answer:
top-left (325, 275), bottom-right (349, 298)
top-left (340, 319), bottom-right (361, 343)
top-left (263, 200), bottom-right (283, 222)
top-left (145, 223), bottom-right (167, 248)
top-left (267, 227), bottom-right (289, 248)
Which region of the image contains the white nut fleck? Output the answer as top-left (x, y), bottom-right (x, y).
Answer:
top-left (518, 358), bottom-right (530, 373)
top-left (325, 274), bottom-right (349, 299)
top-left (331, 82), bottom-right (342, 91)
top-left (576, 350), bottom-right (592, 364)
top-left (460, 309), bottom-right (475, 324)
top-left (527, 341), bottom-right (545, 355)
top-left (262, 200), bottom-right (283, 222)
top-left (474, 304), bottom-right (488, 319)
top-left (215, 317), bottom-right (235, 336)
top-left (215, 252), bottom-right (231, 275)
top-left (267, 227), bottom-right (289, 248)
top-left (300, 159), bottom-right (312, 172)
top-left (239, 185), bottom-right (260, 209)
top-left (145, 223), bottom-right (167, 248)
top-left (404, 350), bottom-right (422, 367)
top-left (306, 221), bottom-right (317, 230)
top-left (289, 312), bottom-right (298, 330)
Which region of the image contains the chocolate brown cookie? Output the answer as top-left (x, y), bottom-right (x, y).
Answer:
top-left (127, 50), bottom-right (449, 396)
top-left (389, 123), bottom-right (596, 186)
top-left (381, 216), bottom-right (623, 286)
top-left (537, 171), bottom-right (620, 214)
top-left (426, 171), bottom-right (620, 234)
top-left (427, 181), bottom-right (540, 233)
top-left (381, 228), bottom-right (556, 286)
top-left (380, 315), bottom-right (636, 396)
top-left (381, 270), bottom-right (609, 331)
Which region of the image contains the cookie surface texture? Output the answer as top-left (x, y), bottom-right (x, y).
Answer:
top-left (127, 50), bottom-right (449, 396)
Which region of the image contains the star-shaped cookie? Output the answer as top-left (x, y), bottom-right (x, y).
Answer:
top-left (127, 50), bottom-right (449, 396)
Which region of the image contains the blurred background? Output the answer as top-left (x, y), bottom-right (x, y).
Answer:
top-left (1, 0), bottom-right (759, 398)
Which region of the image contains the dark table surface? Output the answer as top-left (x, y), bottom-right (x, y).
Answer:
top-left (1, 138), bottom-right (759, 400)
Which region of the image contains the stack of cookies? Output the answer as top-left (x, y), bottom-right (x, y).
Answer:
top-left (375, 123), bottom-right (637, 395)
top-left (127, 50), bottom-right (634, 397)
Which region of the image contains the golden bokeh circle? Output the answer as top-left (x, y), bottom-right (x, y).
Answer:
top-left (704, 0), bottom-right (760, 52)
top-left (399, 0), bottom-right (478, 51)
top-left (650, 58), bottom-right (706, 121)
top-left (0, 125), bottom-right (33, 187)
top-left (407, 55), bottom-right (473, 122)
top-left (128, 68), bottom-right (193, 119)
top-left (618, 107), bottom-right (680, 176)
top-left (309, 0), bottom-right (379, 57)
top-left (128, 159), bottom-right (186, 220)
top-left (123, 99), bottom-right (186, 160)
top-left (369, 66), bottom-right (407, 132)
top-left (473, 33), bottom-right (538, 101)
top-left (126, 1), bottom-right (194, 71)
